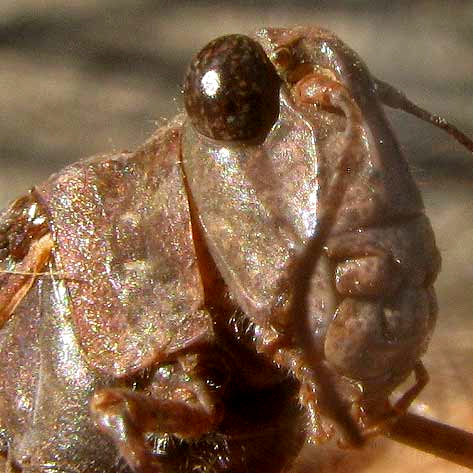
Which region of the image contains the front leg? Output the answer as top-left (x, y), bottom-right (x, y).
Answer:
top-left (271, 344), bottom-right (363, 447)
top-left (91, 353), bottom-right (225, 472)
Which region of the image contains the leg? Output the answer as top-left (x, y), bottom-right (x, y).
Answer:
top-left (91, 353), bottom-right (224, 473)
top-left (268, 347), bottom-right (364, 449)
top-left (361, 361), bottom-right (429, 439)
top-left (386, 412), bottom-right (473, 470)
top-left (392, 362), bottom-right (429, 414)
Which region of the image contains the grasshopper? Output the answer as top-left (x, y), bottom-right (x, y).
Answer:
top-left (0, 26), bottom-right (472, 473)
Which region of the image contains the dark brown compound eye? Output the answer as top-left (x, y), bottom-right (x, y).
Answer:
top-left (183, 34), bottom-right (280, 142)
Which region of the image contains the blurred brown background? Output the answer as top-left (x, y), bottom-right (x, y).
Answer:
top-left (0, 1), bottom-right (472, 472)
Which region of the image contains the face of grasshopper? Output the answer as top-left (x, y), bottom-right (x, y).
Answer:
top-left (1, 25), bottom-right (471, 473)
top-left (181, 27), bottom-right (440, 411)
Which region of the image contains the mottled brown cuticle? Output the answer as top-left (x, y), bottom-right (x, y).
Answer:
top-left (0, 194), bottom-right (49, 262)
top-left (183, 34), bottom-right (280, 141)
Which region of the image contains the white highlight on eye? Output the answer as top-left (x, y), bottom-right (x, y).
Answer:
top-left (201, 70), bottom-right (220, 97)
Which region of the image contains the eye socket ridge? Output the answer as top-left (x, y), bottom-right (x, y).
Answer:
top-left (183, 34), bottom-right (281, 142)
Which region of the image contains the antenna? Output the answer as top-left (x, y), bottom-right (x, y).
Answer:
top-left (375, 78), bottom-right (473, 153)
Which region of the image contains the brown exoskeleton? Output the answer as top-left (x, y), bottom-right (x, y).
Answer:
top-left (0, 26), bottom-right (472, 473)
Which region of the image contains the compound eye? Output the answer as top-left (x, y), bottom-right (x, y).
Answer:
top-left (183, 34), bottom-right (280, 142)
